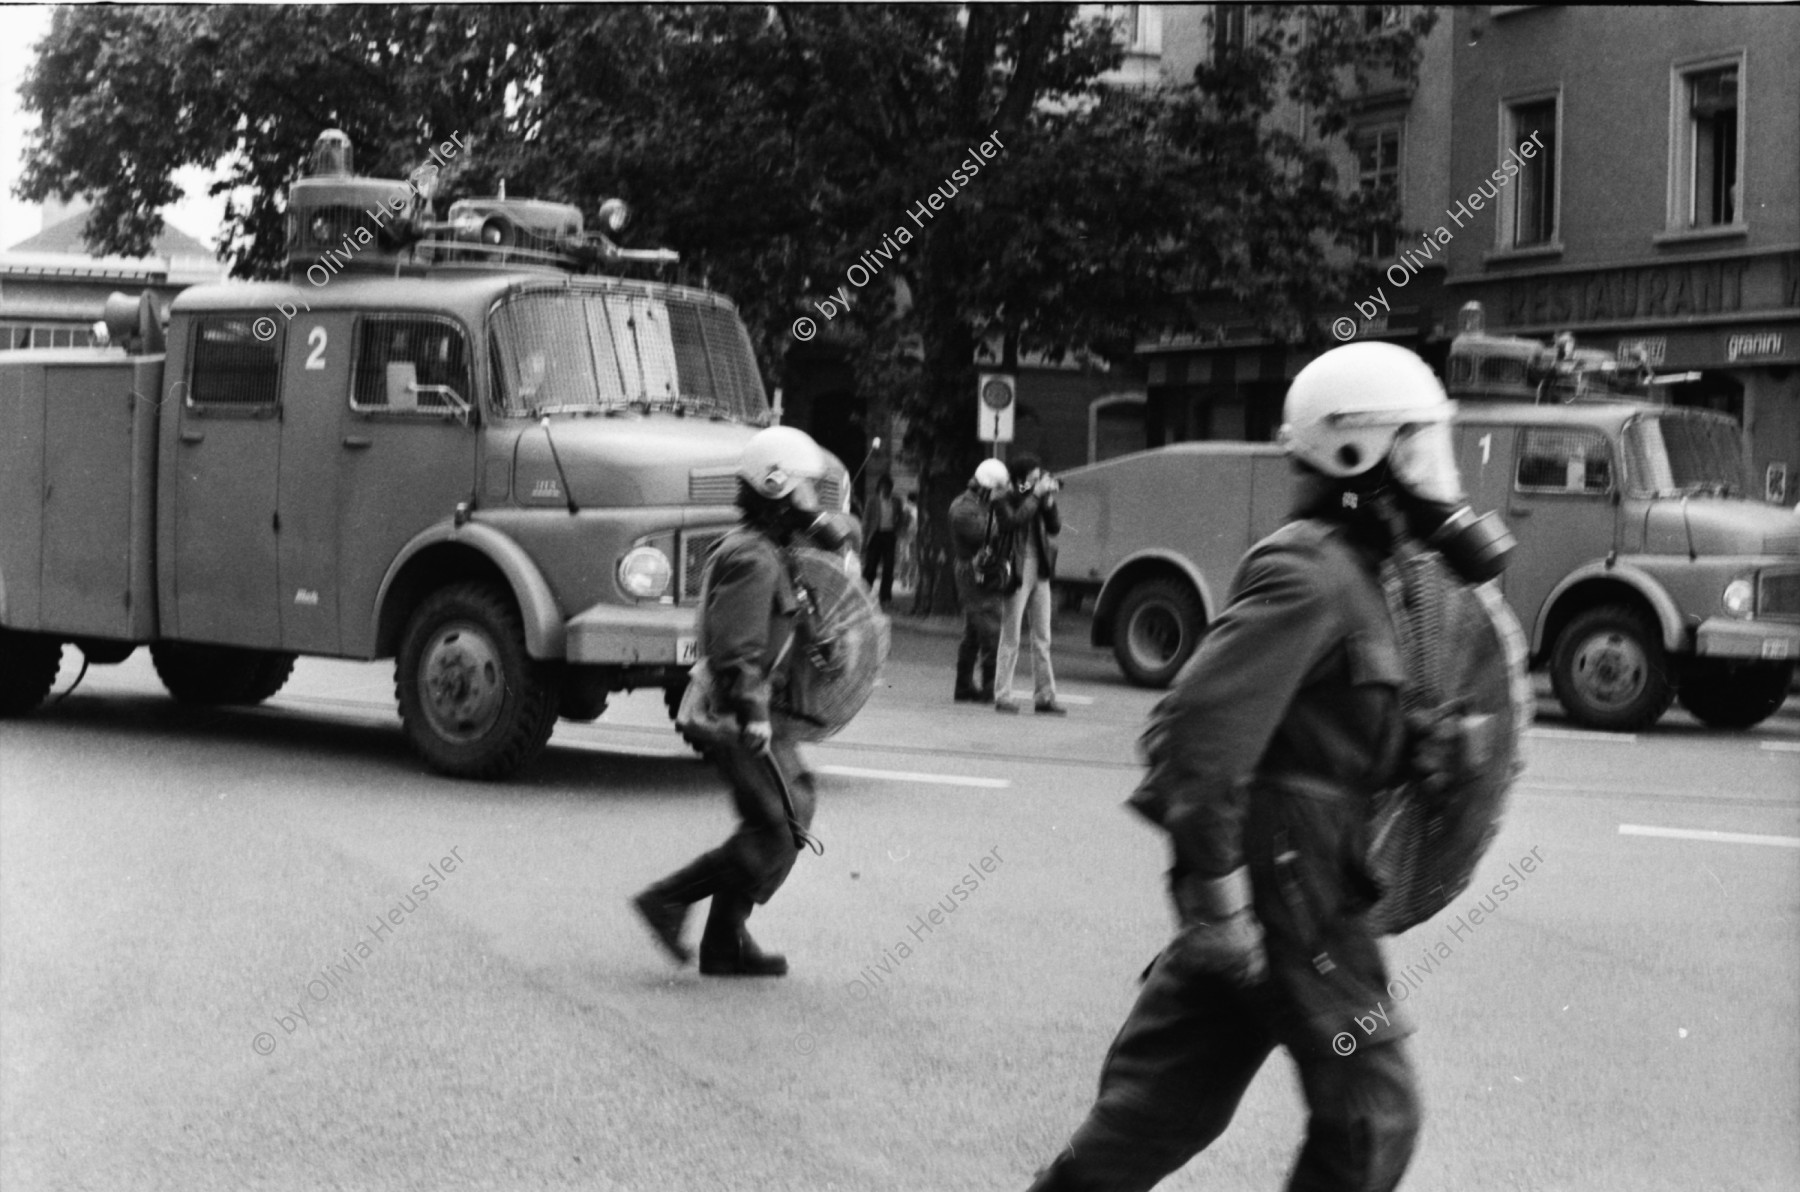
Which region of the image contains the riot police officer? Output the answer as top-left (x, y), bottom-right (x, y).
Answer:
top-left (1024, 342), bottom-right (1514, 1190)
top-left (632, 426), bottom-right (834, 977)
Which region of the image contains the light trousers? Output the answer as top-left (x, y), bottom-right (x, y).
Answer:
top-left (995, 549), bottom-right (1056, 704)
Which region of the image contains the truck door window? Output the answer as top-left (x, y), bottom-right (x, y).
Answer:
top-left (189, 316), bottom-right (280, 409)
top-left (350, 317), bottom-right (471, 414)
top-left (1515, 428), bottom-right (1612, 494)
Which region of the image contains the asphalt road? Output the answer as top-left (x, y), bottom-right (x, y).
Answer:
top-left (2, 621), bottom-right (1796, 1192)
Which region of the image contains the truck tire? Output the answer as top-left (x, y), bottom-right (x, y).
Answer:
top-left (1549, 605), bottom-right (1674, 732)
top-left (0, 630), bottom-right (62, 716)
top-left (395, 582), bottom-right (558, 779)
top-left (1677, 660), bottom-right (1795, 730)
top-left (151, 643), bottom-right (296, 705)
top-left (1112, 578), bottom-right (1205, 689)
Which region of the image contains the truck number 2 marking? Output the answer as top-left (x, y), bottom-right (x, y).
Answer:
top-left (306, 326), bottom-right (328, 371)
top-left (1479, 433), bottom-right (1492, 467)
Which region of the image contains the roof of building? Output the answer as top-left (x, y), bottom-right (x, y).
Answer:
top-left (6, 210), bottom-right (216, 259)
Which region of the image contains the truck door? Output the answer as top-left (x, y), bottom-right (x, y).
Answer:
top-left (335, 315), bottom-right (480, 657)
top-left (169, 315), bottom-right (283, 646)
top-left (1464, 423), bottom-right (1618, 635)
top-left (276, 316), bottom-right (352, 655)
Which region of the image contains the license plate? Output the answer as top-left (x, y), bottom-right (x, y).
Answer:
top-left (677, 636), bottom-right (699, 664)
top-left (1761, 639), bottom-right (1791, 660)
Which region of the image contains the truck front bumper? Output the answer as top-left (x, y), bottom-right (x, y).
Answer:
top-left (1695, 617), bottom-right (1800, 662)
top-left (565, 601), bottom-right (700, 666)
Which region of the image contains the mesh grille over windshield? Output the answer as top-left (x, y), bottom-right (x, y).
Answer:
top-left (490, 286), bottom-right (768, 423)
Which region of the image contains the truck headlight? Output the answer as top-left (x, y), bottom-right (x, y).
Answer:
top-left (618, 546), bottom-right (673, 600)
top-left (1722, 577), bottom-right (1755, 618)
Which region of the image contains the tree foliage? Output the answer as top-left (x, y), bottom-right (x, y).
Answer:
top-left (18, 3), bottom-right (1435, 499)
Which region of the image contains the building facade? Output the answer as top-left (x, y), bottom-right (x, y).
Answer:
top-left (1444, 5), bottom-right (1800, 502)
top-left (1136, 4), bottom-right (1457, 447)
top-left (1, 206), bottom-right (222, 350)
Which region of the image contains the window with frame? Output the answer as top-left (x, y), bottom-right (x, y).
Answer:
top-left (351, 317), bottom-right (472, 413)
top-left (1363, 5), bottom-right (1404, 34)
top-left (1354, 126), bottom-right (1402, 259)
top-left (189, 316), bottom-right (280, 408)
top-left (1103, 4), bottom-right (1162, 55)
top-left (1212, 3), bottom-right (1245, 64)
top-left (1515, 427), bottom-right (1612, 494)
top-left (1502, 97), bottom-right (1558, 248)
top-left (1673, 62), bottom-right (1741, 230)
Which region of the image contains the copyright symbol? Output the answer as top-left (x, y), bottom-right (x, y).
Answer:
top-left (1331, 317), bottom-right (1358, 343)
top-left (792, 317), bottom-right (817, 342)
top-left (251, 317), bottom-right (278, 342)
top-left (1332, 1032), bottom-right (1357, 1056)
top-left (792, 1031), bottom-right (816, 1056)
top-left (252, 1033), bottom-right (277, 1056)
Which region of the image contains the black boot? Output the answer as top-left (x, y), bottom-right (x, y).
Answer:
top-left (699, 892), bottom-right (788, 977)
top-left (633, 851), bottom-right (731, 966)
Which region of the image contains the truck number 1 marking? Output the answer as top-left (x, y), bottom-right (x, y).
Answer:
top-left (306, 326), bottom-right (328, 371)
top-left (1479, 433), bottom-right (1492, 467)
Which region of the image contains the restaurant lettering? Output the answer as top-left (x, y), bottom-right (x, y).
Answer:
top-left (1504, 260), bottom-right (1748, 328)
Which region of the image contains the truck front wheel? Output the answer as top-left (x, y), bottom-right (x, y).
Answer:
top-left (1677, 660), bottom-right (1795, 729)
top-left (396, 582), bottom-right (559, 779)
top-left (0, 629), bottom-right (62, 716)
top-left (1549, 605), bottom-right (1674, 731)
top-left (1112, 578), bottom-right (1205, 688)
top-left (151, 643), bottom-right (296, 705)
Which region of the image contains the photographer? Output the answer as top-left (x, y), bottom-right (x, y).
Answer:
top-left (991, 454), bottom-right (1065, 715)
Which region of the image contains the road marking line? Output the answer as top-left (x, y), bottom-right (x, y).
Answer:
top-left (1619, 824), bottom-right (1800, 849)
top-left (815, 765), bottom-right (1010, 789)
top-left (554, 737), bottom-right (692, 760)
top-left (1760, 742), bottom-right (1800, 753)
top-left (1528, 728), bottom-right (1638, 743)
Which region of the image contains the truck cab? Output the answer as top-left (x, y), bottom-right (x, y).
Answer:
top-left (0, 132), bottom-right (851, 776)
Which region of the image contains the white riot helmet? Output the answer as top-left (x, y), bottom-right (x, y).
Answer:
top-left (737, 426), bottom-right (827, 502)
top-left (973, 458), bottom-right (1010, 493)
top-left (1280, 342), bottom-right (1458, 500)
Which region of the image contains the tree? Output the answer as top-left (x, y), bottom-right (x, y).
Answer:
top-left (18, 4), bottom-right (1436, 608)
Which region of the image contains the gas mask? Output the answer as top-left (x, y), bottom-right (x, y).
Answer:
top-left (1387, 424), bottom-right (1516, 583)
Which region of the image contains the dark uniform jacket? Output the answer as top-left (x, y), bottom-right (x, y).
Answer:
top-left (992, 490), bottom-right (1061, 579)
top-left (699, 526), bottom-right (800, 728)
top-left (1129, 490), bottom-right (1415, 1050)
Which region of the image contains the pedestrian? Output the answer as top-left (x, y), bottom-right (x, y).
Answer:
top-left (992, 453), bottom-right (1064, 715)
top-left (895, 490), bottom-right (921, 596)
top-left (949, 459), bottom-right (1011, 702)
top-left (861, 474), bottom-right (904, 605)
top-left (1022, 342), bottom-right (1518, 1191)
top-left (632, 426), bottom-right (834, 978)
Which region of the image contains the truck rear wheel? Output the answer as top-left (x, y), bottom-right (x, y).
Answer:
top-left (151, 643), bottom-right (296, 705)
top-left (396, 582), bottom-right (558, 779)
top-left (1112, 578), bottom-right (1204, 688)
top-left (1677, 660), bottom-right (1794, 729)
top-left (0, 629), bottom-right (62, 716)
top-left (1549, 605), bottom-right (1674, 731)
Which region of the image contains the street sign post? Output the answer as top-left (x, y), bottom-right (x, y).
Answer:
top-left (977, 372), bottom-right (1015, 443)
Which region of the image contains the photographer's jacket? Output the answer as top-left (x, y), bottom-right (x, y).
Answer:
top-left (699, 527), bottom-right (799, 727)
top-left (993, 490), bottom-right (1061, 578)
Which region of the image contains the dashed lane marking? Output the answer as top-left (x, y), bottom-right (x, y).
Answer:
top-left (1619, 824), bottom-right (1800, 849)
top-left (1528, 728), bottom-right (1638, 744)
top-left (1759, 741), bottom-right (1800, 753)
top-left (815, 765), bottom-right (1010, 789)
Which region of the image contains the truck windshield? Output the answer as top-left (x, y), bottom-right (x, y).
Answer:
top-left (490, 289), bottom-right (771, 424)
top-left (1623, 412), bottom-right (1747, 497)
